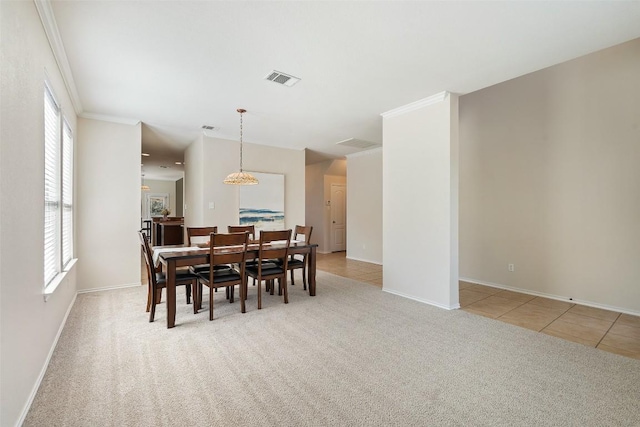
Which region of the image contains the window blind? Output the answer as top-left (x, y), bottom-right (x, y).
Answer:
top-left (62, 119), bottom-right (73, 267)
top-left (44, 85), bottom-right (60, 286)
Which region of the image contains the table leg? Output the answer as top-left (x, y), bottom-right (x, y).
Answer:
top-left (167, 261), bottom-right (177, 328)
top-left (308, 246), bottom-right (316, 296)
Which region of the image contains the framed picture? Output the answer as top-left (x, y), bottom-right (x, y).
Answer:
top-left (239, 172), bottom-right (285, 234)
top-left (144, 193), bottom-right (169, 218)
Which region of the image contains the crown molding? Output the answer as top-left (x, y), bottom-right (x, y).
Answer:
top-left (345, 146), bottom-right (382, 158)
top-left (34, 0), bottom-right (83, 115)
top-left (79, 112), bottom-right (141, 126)
top-left (380, 91), bottom-right (449, 119)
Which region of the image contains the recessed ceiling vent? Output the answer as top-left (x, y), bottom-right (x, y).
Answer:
top-left (201, 125), bottom-right (216, 130)
top-left (264, 70), bottom-right (301, 87)
top-left (335, 138), bottom-right (380, 150)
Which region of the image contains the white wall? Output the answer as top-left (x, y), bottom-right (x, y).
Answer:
top-left (142, 179), bottom-right (178, 218)
top-left (185, 136), bottom-right (306, 232)
top-left (459, 38), bottom-right (640, 314)
top-left (383, 93), bottom-right (459, 310)
top-left (184, 135), bottom-right (204, 227)
top-left (0, 2), bottom-right (77, 425)
top-left (346, 148), bottom-right (382, 264)
top-left (76, 118), bottom-right (141, 292)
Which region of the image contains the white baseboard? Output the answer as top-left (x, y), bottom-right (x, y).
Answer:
top-left (346, 255), bottom-right (383, 265)
top-left (459, 276), bottom-right (640, 317)
top-left (16, 292), bottom-right (77, 427)
top-left (383, 288), bottom-right (460, 310)
top-left (77, 282), bottom-right (141, 294)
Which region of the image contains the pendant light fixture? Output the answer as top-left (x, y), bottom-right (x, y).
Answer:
top-left (223, 108), bottom-right (258, 185)
top-left (141, 165), bottom-right (150, 191)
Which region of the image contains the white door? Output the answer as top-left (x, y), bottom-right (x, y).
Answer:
top-left (330, 184), bottom-right (346, 252)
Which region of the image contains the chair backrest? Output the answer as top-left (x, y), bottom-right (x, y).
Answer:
top-left (257, 229), bottom-right (292, 270)
top-left (209, 232), bottom-right (249, 281)
top-left (228, 225), bottom-right (255, 241)
top-left (293, 225), bottom-right (313, 244)
top-left (187, 226), bottom-right (218, 246)
top-left (138, 231), bottom-right (157, 287)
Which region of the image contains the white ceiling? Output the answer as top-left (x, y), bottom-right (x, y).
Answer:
top-left (50, 1), bottom-right (640, 180)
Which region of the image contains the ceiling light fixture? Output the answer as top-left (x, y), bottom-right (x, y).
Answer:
top-left (223, 109), bottom-right (258, 185)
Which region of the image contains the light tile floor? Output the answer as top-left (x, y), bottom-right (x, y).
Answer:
top-left (316, 252), bottom-right (639, 360)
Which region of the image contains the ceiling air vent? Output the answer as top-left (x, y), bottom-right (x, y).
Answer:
top-left (335, 138), bottom-right (380, 150)
top-left (264, 70), bottom-right (301, 87)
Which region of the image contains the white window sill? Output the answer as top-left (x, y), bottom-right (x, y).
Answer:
top-left (44, 258), bottom-right (77, 302)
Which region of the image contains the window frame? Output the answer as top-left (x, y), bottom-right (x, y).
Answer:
top-left (44, 81), bottom-right (75, 296)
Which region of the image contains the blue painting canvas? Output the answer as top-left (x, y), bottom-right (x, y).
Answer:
top-left (239, 172), bottom-right (285, 234)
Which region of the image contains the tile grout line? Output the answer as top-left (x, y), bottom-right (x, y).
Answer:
top-left (495, 298), bottom-right (532, 319)
top-left (538, 305), bottom-right (575, 334)
top-left (595, 312), bottom-right (623, 348)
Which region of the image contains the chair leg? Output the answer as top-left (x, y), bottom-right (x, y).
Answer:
top-left (149, 287), bottom-right (157, 322)
top-left (302, 265), bottom-right (307, 290)
top-left (278, 279), bottom-right (283, 296)
top-left (186, 284), bottom-right (192, 304)
top-left (290, 269), bottom-right (295, 285)
top-left (282, 276), bottom-right (289, 304)
top-left (192, 281), bottom-right (198, 314)
top-left (229, 285), bottom-right (234, 303)
top-left (209, 285), bottom-right (214, 321)
top-left (240, 278), bottom-right (246, 313)
top-left (270, 279), bottom-right (275, 295)
top-left (257, 279), bottom-right (262, 309)
top-left (146, 283), bottom-right (152, 312)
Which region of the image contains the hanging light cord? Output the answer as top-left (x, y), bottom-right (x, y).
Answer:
top-left (239, 109), bottom-right (244, 172)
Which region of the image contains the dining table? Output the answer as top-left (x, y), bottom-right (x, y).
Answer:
top-left (155, 241), bottom-right (318, 328)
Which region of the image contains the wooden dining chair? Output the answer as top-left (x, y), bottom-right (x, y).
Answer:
top-left (284, 225), bottom-right (313, 289)
top-left (194, 232), bottom-right (249, 320)
top-left (186, 226), bottom-right (231, 300)
top-left (228, 225), bottom-right (259, 285)
top-left (187, 226), bottom-right (218, 246)
top-left (138, 232), bottom-right (198, 322)
top-left (227, 225), bottom-right (255, 240)
top-left (244, 229), bottom-right (292, 309)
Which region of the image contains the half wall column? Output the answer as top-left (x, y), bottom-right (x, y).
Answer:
top-left (381, 92), bottom-right (459, 309)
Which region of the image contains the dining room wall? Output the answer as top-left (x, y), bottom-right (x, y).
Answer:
top-left (459, 38), bottom-right (640, 314)
top-left (184, 135), bottom-right (305, 232)
top-left (346, 148), bottom-right (382, 264)
top-left (76, 117), bottom-right (141, 293)
top-left (0, 2), bottom-right (78, 425)
top-left (184, 135), bottom-right (204, 228)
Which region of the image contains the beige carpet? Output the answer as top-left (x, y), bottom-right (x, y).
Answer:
top-left (24, 272), bottom-right (640, 426)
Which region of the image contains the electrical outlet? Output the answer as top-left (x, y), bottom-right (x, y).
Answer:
top-left (508, 264), bottom-right (515, 272)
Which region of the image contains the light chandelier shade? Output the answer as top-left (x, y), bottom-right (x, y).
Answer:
top-left (141, 169), bottom-right (150, 191)
top-left (224, 108), bottom-right (258, 185)
top-left (223, 171), bottom-right (259, 185)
